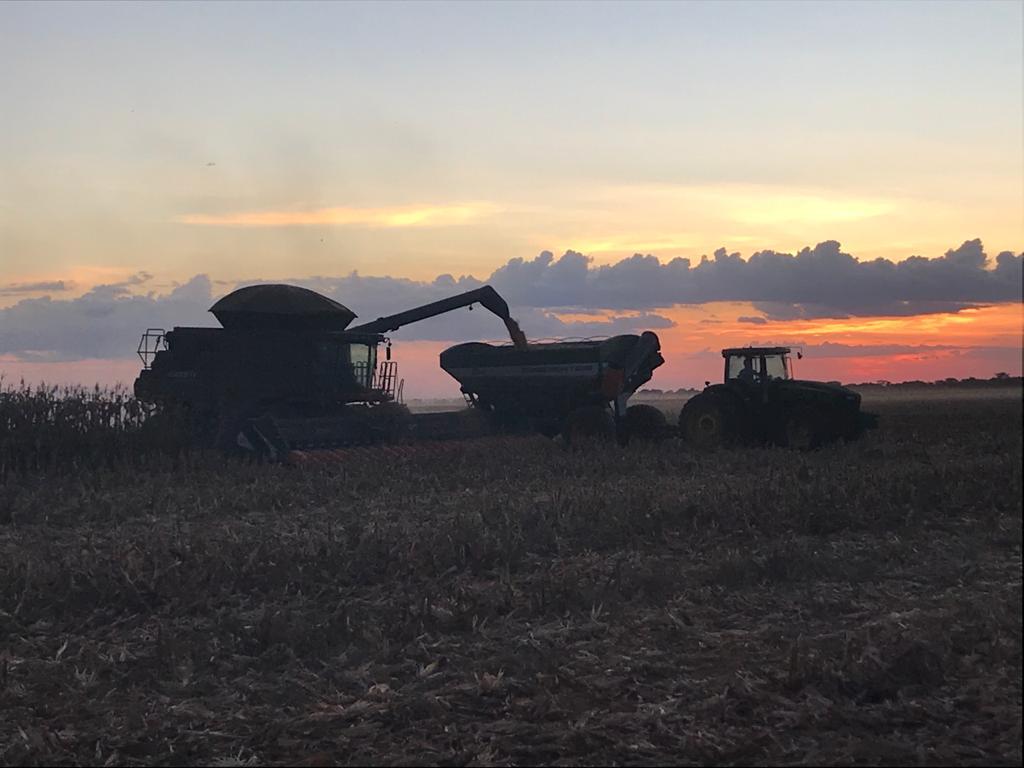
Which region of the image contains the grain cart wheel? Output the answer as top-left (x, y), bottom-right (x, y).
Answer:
top-left (625, 404), bottom-right (668, 440)
top-left (680, 394), bottom-right (736, 450)
top-left (562, 405), bottom-right (615, 448)
top-left (784, 406), bottom-right (826, 450)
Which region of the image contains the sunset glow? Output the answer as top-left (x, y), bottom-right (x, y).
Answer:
top-left (179, 203), bottom-right (498, 229)
top-left (0, 2), bottom-right (1020, 395)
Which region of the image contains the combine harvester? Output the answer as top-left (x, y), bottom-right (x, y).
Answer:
top-left (134, 283), bottom-right (875, 462)
top-left (134, 283), bottom-right (664, 462)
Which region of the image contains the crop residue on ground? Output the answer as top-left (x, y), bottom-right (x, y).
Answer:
top-left (0, 389), bottom-right (1021, 765)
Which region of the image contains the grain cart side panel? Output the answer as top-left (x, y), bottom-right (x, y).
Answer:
top-left (440, 333), bottom-right (664, 435)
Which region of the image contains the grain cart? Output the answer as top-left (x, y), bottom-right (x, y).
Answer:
top-left (679, 346), bottom-right (878, 449)
top-left (441, 331), bottom-right (665, 443)
top-left (134, 283), bottom-right (665, 460)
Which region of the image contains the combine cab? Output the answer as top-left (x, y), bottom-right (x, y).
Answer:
top-left (134, 285), bottom-right (407, 458)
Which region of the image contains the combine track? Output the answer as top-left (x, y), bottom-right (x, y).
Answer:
top-left (286, 434), bottom-right (549, 466)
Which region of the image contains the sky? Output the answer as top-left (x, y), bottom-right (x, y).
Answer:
top-left (1, 0), bottom-right (1021, 397)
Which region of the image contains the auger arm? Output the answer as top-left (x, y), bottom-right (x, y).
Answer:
top-left (347, 285), bottom-right (528, 350)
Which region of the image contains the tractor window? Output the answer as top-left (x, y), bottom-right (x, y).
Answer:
top-left (729, 356), bottom-right (761, 382)
top-left (727, 356), bottom-right (758, 381)
top-left (764, 354), bottom-right (792, 380)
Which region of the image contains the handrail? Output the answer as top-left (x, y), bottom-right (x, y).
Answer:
top-left (137, 329), bottom-right (166, 368)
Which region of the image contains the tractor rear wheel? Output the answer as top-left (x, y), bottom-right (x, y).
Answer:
top-left (680, 394), bottom-right (737, 450)
top-left (626, 403), bottom-right (668, 440)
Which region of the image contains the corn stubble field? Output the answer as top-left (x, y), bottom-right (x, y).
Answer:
top-left (0, 385), bottom-right (1021, 766)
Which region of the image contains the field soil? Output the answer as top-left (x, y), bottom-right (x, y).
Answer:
top-left (1, 390), bottom-right (1021, 766)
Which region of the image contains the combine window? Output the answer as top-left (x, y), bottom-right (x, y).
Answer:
top-left (315, 341), bottom-right (377, 389)
top-left (348, 343), bottom-right (377, 388)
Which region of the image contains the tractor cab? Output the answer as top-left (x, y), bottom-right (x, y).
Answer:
top-left (723, 347), bottom-right (794, 385)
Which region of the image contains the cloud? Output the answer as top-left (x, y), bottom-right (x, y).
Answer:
top-left (0, 280), bottom-right (71, 296)
top-left (794, 342), bottom-right (962, 358)
top-left (483, 239), bottom-right (1021, 319)
top-left (83, 271), bottom-right (155, 302)
top-left (0, 276), bottom-right (213, 362)
top-left (0, 272), bottom-right (672, 361)
top-left (178, 203), bottom-right (497, 228)
top-left (0, 239), bottom-right (1019, 363)
top-left (685, 341), bottom-right (1014, 361)
top-left (676, 341), bottom-right (1023, 389)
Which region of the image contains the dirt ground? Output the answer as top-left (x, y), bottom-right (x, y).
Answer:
top-left (1, 390), bottom-right (1021, 766)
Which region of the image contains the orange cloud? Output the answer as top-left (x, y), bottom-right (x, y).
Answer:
top-left (178, 203), bottom-right (498, 228)
top-left (648, 302), bottom-right (1022, 388)
top-left (658, 302), bottom-right (1022, 348)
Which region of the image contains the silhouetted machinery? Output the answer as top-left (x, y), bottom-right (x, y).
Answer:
top-left (134, 283), bottom-right (664, 459)
top-left (679, 346), bottom-right (879, 449)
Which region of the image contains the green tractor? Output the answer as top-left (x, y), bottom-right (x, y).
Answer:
top-left (680, 347), bottom-right (877, 450)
